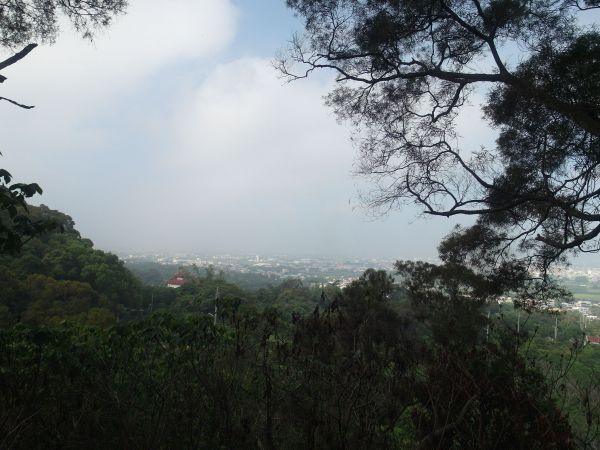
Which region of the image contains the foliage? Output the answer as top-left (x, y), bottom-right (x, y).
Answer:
top-left (21, 274), bottom-right (114, 325)
top-left (280, 0), bottom-right (600, 278)
top-left (0, 205), bottom-right (593, 447)
top-left (0, 205), bottom-right (142, 326)
top-left (0, 170), bottom-right (56, 254)
top-left (126, 261), bottom-right (180, 286)
top-left (0, 0), bottom-right (127, 49)
top-left (0, 266), bottom-right (580, 449)
top-left (395, 260), bottom-right (574, 448)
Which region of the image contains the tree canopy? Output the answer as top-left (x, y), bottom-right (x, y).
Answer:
top-left (0, 167), bottom-right (49, 253)
top-left (0, 266), bottom-right (582, 448)
top-left (280, 0), bottom-right (600, 279)
top-left (0, 0), bottom-right (127, 100)
top-left (0, 205), bottom-right (142, 325)
top-left (0, 0), bottom-right (127, 48)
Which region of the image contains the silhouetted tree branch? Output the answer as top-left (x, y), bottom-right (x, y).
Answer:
top-left (280, 0), bottom-right (600, 279)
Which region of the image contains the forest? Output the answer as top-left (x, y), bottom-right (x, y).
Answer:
top-left (2, 0), bottom-right (600, 448)
top-left (0, 205), bottom-right (598, 449)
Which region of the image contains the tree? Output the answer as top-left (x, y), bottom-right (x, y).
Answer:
top-left (22, 274), bottom-right (115, 325)
top-left (0, 168), bottom-right (48, 253)
top-left (394, 261), bottom-right (575, 448)
top-left (280, 0), bottom-right (600, 279)
top-left (0, 265), bottom-right (27, 325)
top-left (0, 205), bottom-right (144, 324)
top-left (0, 0), bottom-right (127, 253)
top-left (0, 0), bottom-right (127, 107)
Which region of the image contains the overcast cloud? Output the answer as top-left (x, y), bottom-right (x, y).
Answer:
top-left (0, 0), bottom-right (495, 259)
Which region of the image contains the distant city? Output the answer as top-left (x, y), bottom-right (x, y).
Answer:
top-left (551, 265), bottom-right (600, 282)
top-left (120, 252), bottom-right (600, 288)
top-left (120, 252), bottom-right (440, 287)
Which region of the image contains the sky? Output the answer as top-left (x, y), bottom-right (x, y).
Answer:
top-left (0, 0), bottom-right (499, 259)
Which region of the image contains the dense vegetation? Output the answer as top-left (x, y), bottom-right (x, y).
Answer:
top-left (0, 266), bottom-right (580, 449)
top-left (1, 0), bottom-right (600, 446)
top-left (1, 207), bottom-right (600, 448)
top-left (0, 206), bottom-right (142, 326)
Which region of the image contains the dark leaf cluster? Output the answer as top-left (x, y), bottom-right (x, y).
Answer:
top-left (281, 0), bottom-right (600, 283)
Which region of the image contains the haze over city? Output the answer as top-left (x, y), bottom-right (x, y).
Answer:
top-left (0, 0), bottom-right (493, 259)
top-left (1, 0), bottom-right (598, 267)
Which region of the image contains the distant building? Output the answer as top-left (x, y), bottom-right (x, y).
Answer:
top-left (166, 272), bottom-right (187, 289)
top-left (585, 336), bottom-right (600, 345)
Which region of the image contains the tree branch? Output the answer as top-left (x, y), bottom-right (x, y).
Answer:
top-left (536, 223), bottom-right (600, 250)
top-left (418, 393), bottom-right (478, 449)
top-left (0, 44), bottom-right (38, 83)
top-left (0, 97), bottom-right (34, 109)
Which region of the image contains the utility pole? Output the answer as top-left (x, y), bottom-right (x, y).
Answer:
top-left (517, 310), bottom-right (520, 334)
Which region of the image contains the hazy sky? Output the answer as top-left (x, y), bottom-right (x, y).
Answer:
top-left (0, 0), bottom-right (499, 259)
